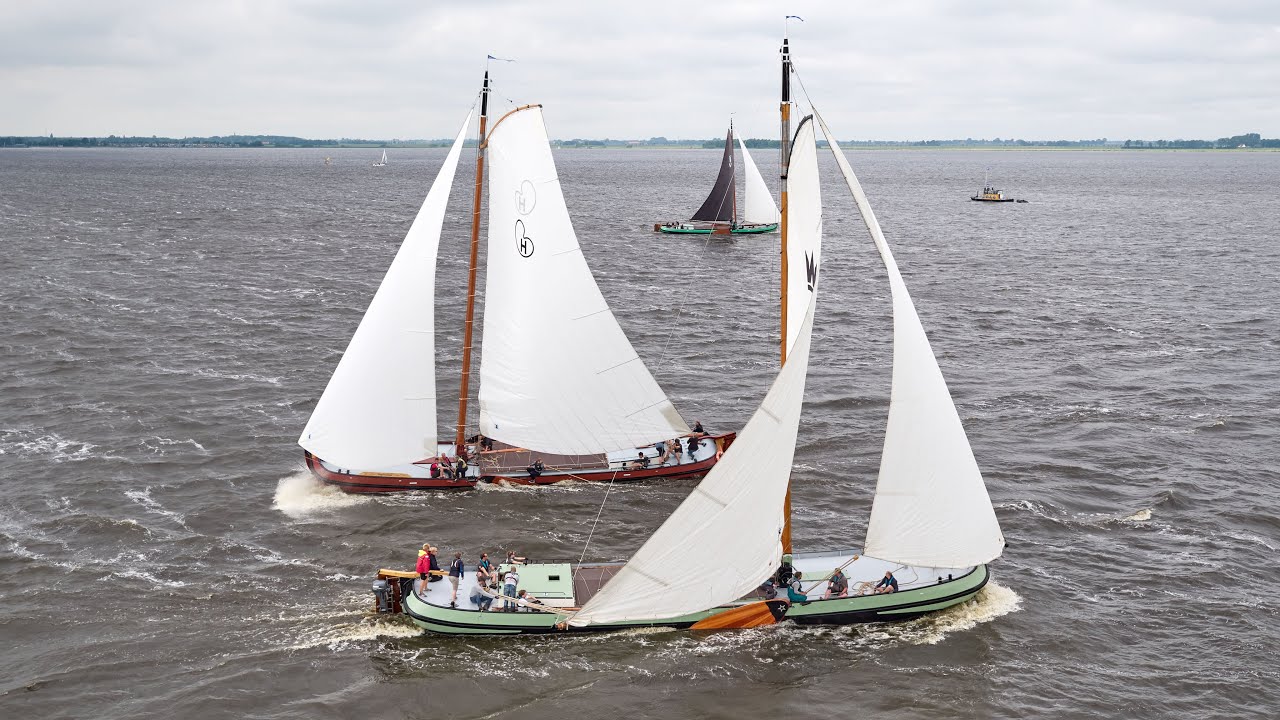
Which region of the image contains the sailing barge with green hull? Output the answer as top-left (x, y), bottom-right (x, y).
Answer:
top-left (654, 121), bottom-right (780, 235)
top-left (377, 555), bottom-right (989, 635)
top-left (371, 35), bottom-right (1006, 637)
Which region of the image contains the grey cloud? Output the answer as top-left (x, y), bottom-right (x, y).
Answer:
top-left (1, 0), bottom-right (1277, 140)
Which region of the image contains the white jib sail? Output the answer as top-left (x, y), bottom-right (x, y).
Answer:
top-left (785, 118), bottom-right (822, 356)
top-left (298, 110), bottom-right (473, 470)
top-left (738, 137), bottom-right (779, 225)
top-left (479, 106), bottom-right (688, 455)
top-left (569, 297), bottom-right (818, 627)
top-left (816, 113), bottom-right (1004, 568)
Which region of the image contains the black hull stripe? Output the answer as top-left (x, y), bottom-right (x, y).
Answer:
top-left (404, 566), bottom-right (989, 635)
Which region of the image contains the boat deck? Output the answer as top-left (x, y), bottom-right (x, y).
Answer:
top-left (473, 435), bottom-right (722, 480)
top-left (411, 551), bottom-right (977, 615)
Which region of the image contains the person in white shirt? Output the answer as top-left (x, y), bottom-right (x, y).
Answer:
top-left (502, 567), bottom-right (520, 612)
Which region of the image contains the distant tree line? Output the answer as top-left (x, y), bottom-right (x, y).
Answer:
top-left (1122, 133), bottom-right (1280, 149)
top-left (0, 134), bottom-right (435, 148)
top-left (5, 131), bottom-right (1276, 150)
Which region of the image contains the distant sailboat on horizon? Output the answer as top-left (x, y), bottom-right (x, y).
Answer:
top-left (655, 120), bottom-right (780, 235)
top-left (372, 149), bottom-right (388, 167)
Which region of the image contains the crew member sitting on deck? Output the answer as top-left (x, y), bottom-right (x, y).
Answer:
top-left (785, 571), bottom-right (808, 604)
top-left (874, 570), bottom-right (899, 594)
top-left (671, 438), bottom-right (683, 464)
top-left (516, 589), bottom-right (542, 612)
top-left (454, 456), bottom-right (468, 479)
top-left (631, 452), bottom-right (650, 469)
top-left (477, 552), bottom-right (494, 582)
top-left (774, 556), bottom-right (795, 587)
top-left (824, 567), bottom-right (849, 599)
top-left (686, 436), bottom-right (701, 457)
top-left (692, 420), bottom-right (706, 436)
top-left (470, 570), bottom-right (497, 611)
top-left (527, 458), bottom-right (545, 480)
top-left (505, 550), bottom-right (526, 565)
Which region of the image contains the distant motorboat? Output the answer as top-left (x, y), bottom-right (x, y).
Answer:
top-left (971, 186), bottom-right (1015, 202)
top-left (971, 167), bottom-right (1017, 202)
top-left (372, 149), bottom-right (388, 167)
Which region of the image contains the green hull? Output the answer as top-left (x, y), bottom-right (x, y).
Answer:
top-left (657, 223), bottom-right (778, 235)
top-left (401, 564), bottom-right (989, 636)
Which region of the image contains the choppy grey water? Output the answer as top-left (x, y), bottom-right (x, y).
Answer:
top-left (1, 144), bottom-right (1278, 719)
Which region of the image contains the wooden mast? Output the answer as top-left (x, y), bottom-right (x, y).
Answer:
top-left (730, 119), bottom-right (738, 226)
top-left (455, 70), bottom-right (490, 453)
top-left (779, 36), bottom-right (794, 554)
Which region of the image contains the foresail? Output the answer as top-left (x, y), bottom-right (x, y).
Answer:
top-left (690, 128), bottom-right (736, 222)
top-left (785, 117), bottom-right (822, 356)
top-left (816, 114), bottom-right (1004, 568)
top-left (479, 106), bottom-right (689, 455)
top-left (298, 111), bottom-right (473, 469)
top-left (569, 298), bottom-right (818, 627)
top-left (738, 137), bottom-right (779, 225)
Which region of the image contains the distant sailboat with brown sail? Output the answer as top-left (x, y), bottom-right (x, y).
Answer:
top-left (655, 121), bottom-right (780, 235)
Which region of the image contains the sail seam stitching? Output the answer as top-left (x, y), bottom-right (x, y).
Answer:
top-left (595, 356), bottom-right (640, 374)
top-left (571, 308), bottom-right (610, 321)
top-left (693, 486), bottom-right (728, 508)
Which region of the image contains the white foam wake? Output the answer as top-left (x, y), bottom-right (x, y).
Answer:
top-left (900, 581), bottom-right (1022, 645)
top-left (273, 471), bottom-right (368, 518)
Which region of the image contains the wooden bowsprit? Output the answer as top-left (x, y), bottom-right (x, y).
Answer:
top-left (689, 599), bottom-right (790, 630)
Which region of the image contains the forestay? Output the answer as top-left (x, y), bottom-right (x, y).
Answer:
top-left (298, 111), bottom-right (473, 469)
top-left (785, 117), bottom-right (822, 356)
top-left (815, 113), bottom-right (1005, 568)
top-left (738, 138), bottom-right (780, 225)
top-left (479, 106), bottom-right (688, 455)
top-left (690, 128), bottom-right (736, 223)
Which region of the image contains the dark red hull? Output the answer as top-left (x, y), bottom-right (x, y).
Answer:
top-left (304, 433), bottom-right (736, 494)
top-left (304, 451), bottom-right (480, 493)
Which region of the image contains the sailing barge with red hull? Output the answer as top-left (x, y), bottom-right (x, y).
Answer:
top-left (304, 432), bottom-right (735, 493)
top-left (298, 68), bottom-right (734, 493)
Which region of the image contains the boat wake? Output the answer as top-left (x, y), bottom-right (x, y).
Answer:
top-left (284, 613), bottom-right (422, 651)
top-left (273, 471), bottom-right (368, 518)
top-left (893, 581), bottom-right (1022, 645)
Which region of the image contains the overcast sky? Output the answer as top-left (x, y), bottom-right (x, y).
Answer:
top-left (3, 1), bottom-right (1278, 141)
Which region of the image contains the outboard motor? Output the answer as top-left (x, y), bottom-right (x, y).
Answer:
top-left (372, 579), bottom-right (394, 614)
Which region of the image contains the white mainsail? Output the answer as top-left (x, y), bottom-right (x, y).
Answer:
top-left (815, 114), bottom-right (1005, 568)
top-left (479, 106), bottom-right (688, 455)
top-left (298, 111), bottom-right (473, 469)
top-left (569, 297), bottom-right (818, 627)
top-left (785, 117), bottom-right (822, 355)
top-left (738, 137), bottom-right (779, 225)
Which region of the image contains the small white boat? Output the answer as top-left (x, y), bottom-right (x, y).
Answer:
top-left (372, 149), bottom-right (388, 167)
